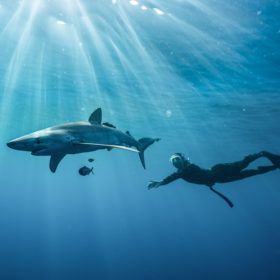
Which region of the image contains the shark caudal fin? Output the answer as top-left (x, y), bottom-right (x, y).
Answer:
top-left (138, 137), bottom-right (160, 169)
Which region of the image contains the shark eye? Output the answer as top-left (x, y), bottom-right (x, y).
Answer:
top-left (36, 138), bottom-right (42, 144)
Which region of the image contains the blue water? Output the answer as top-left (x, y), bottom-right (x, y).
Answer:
top-left (0, 1), bottom-right (280, 279)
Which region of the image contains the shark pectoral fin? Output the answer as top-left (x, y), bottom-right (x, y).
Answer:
top-left (49, 153), bottom-right (66, 173)
top-left (89, 108), bottom-right (102, 125)
top-left (74, 142), bottom-right (139, 153)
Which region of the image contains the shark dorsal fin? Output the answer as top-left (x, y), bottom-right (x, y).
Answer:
top-left (89, 108), bottom-right (102, 125)
top-left (49, 153), bottom-right (66, 173)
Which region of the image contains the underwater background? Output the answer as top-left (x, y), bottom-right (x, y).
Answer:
top-left (0, 0), bottom-right (280, 279)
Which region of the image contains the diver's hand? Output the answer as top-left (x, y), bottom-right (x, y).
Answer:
top-left (147, 180), bottom-right (162, 190)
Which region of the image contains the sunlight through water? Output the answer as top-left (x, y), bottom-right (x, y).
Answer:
top-left (0, 1), bottom-right (279, 279)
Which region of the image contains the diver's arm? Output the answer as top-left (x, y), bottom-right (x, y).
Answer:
top-left (161, 172), bottom-right (181, 185)
top-left (148, 172), bottom-right (181, 189)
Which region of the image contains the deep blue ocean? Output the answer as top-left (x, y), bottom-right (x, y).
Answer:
top-left (0, 1), bottom-right (280, 279)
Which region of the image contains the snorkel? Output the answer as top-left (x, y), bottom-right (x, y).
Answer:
top-left (170, 153), bottom-right (190, 170)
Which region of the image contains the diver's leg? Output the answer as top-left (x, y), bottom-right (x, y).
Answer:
top-left (211, 152), bottom-right (278, 182)
top-left (228, 151), bottom-right (279, 171)
top-left (211, 153), bottom-right (264, 175)
top-left (213, 165), bottom-right (277, 183)
top-left (241, 152), bottom-right (268, 169)
top-left (231, 165), bottom-right (277, 181)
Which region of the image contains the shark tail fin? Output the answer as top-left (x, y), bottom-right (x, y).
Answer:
top-left (138, 137), bottom-right (160, 169)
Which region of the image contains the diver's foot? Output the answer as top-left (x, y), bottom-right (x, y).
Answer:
top-left (257, 166), bottom-right (270, 172)
top-left (264, 152), bottom-right (280, 168)
top-left (271, 157), bottom-right (280, 169)
top-left (257, 165), bottom-right (278, 173)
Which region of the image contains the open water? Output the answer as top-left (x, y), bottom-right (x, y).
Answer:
top-left (0, 1), bottom-right (279, 279)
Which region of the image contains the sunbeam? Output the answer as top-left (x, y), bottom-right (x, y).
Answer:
top-left (0, 0), bottom-right (258, 128)
top-left (0, 1), bottom-right (279, 280)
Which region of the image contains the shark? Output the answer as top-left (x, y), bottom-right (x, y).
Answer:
top-left (7, 108), bottom-right (160, 173)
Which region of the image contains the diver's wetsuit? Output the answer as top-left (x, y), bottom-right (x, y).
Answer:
top-left (161, 151), bottom-right (278, 187)
top-left (160, 151), bottom-right (279, 207)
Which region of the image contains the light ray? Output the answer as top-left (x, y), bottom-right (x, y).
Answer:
top-left (0, 0), bottom-right (42, 132)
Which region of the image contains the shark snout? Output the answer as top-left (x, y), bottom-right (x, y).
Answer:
top-left (6, 136), bottom-right (35, 151)
top-left (6, 141), bottom-right (14, 148)
top-left (7, 139), bottom-right (27, 150)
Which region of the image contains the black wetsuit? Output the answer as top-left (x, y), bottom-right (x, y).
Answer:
top-left (162, 152), bottom-right (278, 187)
top-left (160, 151), bottom-right (279, 207)
top-left (162, 163), bottom-right (214, 186)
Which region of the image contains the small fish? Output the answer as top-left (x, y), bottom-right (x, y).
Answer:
top-left (79, 166), bottom-right (94, 176)
top-left (88, 158), bottom-right (95, 162)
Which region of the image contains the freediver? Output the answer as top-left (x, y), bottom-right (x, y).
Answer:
top-left (147, 151), bottom-right (280, 207)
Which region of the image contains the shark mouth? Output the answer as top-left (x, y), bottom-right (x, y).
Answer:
top-left (31, 147), bottom-right (51, 156)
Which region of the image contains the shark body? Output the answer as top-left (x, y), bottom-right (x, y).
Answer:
top-left (7, 108), bottom-right (159, 172)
